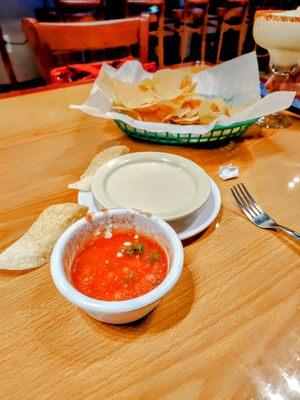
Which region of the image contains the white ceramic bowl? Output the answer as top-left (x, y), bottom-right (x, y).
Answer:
top-left (50, 208), bottom-right (184, 324)
top-left (91, 152), bottom-right (211, 223)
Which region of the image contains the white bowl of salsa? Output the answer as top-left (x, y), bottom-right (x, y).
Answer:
top-left (50, 208), bottom-right (184, 324)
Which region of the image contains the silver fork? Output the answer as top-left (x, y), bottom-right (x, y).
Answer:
top-left (231, 183), bottom-right (300, 240)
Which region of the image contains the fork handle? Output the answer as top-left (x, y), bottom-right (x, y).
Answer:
top-left (274, 225), bottom-right (300, 241)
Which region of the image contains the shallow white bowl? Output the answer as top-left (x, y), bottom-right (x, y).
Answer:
top-left (50, 208), bottom-right (184, 324)
top-left (78, 177), bottom-right (221, 241)
top-left (91, 152), bottom-right (211, 222)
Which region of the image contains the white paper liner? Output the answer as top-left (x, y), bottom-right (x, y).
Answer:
top-left (71, 52), bottom-right (295, 137)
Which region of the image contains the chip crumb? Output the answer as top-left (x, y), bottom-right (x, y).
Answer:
top-left (134, 234), bottom-right (139, 239)
top-left (123, 242), bottom-right (131, 247)
top-left (105, 230), bottom-right (112, 239)
top-left (117, 252), bottom-right (123, 258)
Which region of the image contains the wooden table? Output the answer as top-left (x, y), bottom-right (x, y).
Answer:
top-left (0, 84), bottom-right (299, 399)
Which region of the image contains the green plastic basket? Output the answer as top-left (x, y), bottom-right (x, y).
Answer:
top-left (114, 118), bottom-right (258, 146)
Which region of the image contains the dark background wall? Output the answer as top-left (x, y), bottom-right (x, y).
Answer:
top-left (0, 0), bottom-right (44, 83)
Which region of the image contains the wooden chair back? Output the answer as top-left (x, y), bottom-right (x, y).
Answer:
top-left (181, 0), bottom-right (210, 26)
top-left (183, 0), bottom-right (209, 12)
top-left (55, 0), bottom-right (101, 5)
top-left (223, 6), bottom-right (244, 22)
top-left (125, 0), bottom-right (165, 16)
top-left (223, 0), bottom-right (248, 24)
top-left (125, 0), bottom-right (165, 66)
top-left (216, 0), bottom-right (249, 62)
top-left (22, 16), bottom-right (150, 83)
top-left (54, 0), bottom-right (103, 21)
top-left (0, 25), bottom-right (17, 84)
top-left (179, 0), bottom-right (210, 63)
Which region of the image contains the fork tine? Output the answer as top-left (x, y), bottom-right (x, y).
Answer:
top-left (240, 183), bottom-right (263, 213)
top-left (231, 187), bottom-right (255, 221)
top-left (237, 184), bottom-right (260, 216)
top-left (233, 186), bottom-right (257, 218)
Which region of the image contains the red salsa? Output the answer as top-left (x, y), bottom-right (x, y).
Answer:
top-left (71, 230), bottom-right (168, 301)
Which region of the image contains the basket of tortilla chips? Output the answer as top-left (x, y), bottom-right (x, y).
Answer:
top-left (72, 53), bottom-right (295, 145)
top-left (99, 66), bottom-right (258, 144)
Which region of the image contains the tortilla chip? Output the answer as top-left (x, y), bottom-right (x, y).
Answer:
top-left (139, 78), bottom-right (155, 92)
top-left (95, 70), bottom-right (116, 104)
top-left (113, 107), bottom-right (143, 120)
top-left (98, 68), bottom-right (235, 125)
top-left (152, 69), bottom-right (187, 100)
top-left (113, 80), bottom-right (157, 109)
top-left (171, 115), bottom-right (200, 124)
top-left (68, 145), bottom-right (129, 191)
top-left (0, 204), bottom-right (88, 270)
top-left (136, 102), bottom-right (176, 122)
top-left (209, 98), bottom-right (230, 116)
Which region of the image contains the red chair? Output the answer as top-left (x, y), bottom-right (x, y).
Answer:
top-left (22, 16), bottom-right (150, 83)
top-left (50, 58), bottom-right (156, 84)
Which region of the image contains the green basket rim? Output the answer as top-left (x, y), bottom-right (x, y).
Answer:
top-left (114, 117), bottom-right (258, 132)
top-left (114, 117), bottom-right (258, 145)
top-left (213, 118), bottom-right (258, 130)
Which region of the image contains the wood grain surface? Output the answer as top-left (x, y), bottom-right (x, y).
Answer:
top-left (0, 83), bottom-right (299, 400)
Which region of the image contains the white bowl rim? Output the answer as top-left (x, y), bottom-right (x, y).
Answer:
top-left (50, 208), bottom-right (184, 314)
top-left (91, 152), bottom-right (211, 222)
